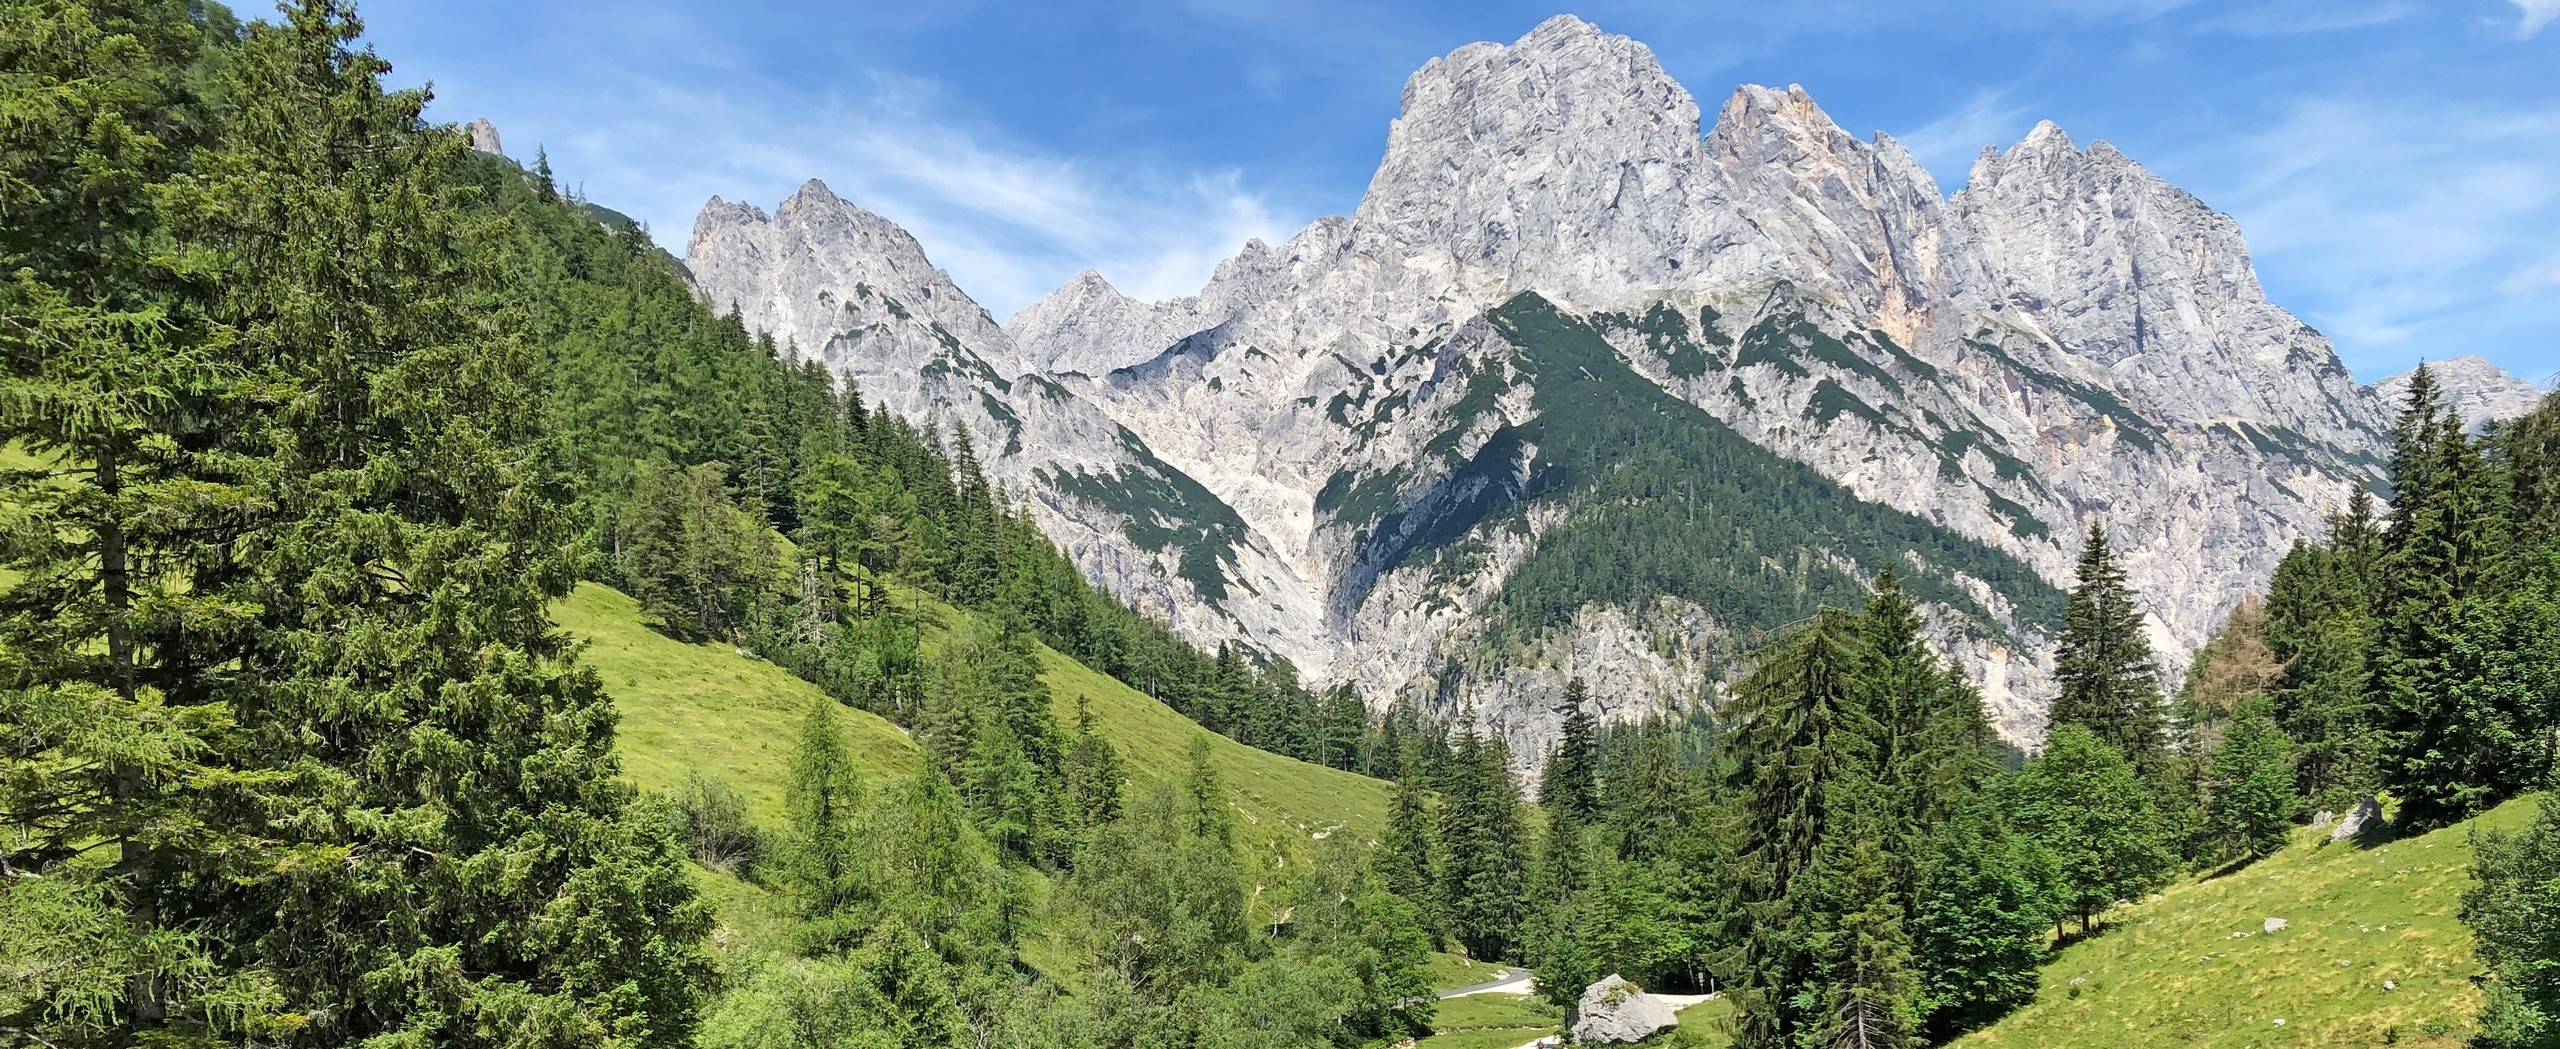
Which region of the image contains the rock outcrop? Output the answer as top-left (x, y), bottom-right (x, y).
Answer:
top-left (691, 15), bottom-right (2398, 763)
top-left (465, 117), bottom-right (503, 157)
top-left (1571, 974), bottom-right (1679, 1044)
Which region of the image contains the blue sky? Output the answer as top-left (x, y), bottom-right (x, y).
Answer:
top-left (364, 0), bottom-right (2560, 383)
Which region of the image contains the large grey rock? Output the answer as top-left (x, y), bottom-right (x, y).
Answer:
top-left (690, 15), bottom-right (2393, 769)
top-left (464, 117), bottom-right (502, 157)
top-left (2373, 356), bottom-right (2547, 432)
top-left (2332, 795), bottom-right (2384, 843)
top-left (1572, 974), bottom-right (1678, 1045)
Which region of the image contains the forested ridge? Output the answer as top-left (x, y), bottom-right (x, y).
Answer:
top-left (4, 4), bottom-right (2558, 1049)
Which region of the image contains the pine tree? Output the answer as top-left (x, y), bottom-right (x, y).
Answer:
top-left (1612, 716), bottom-right (1691, 863)
top-left (1802, 804), bottom-right (1924, 1049)
top-left (784, 696), bottom-right (868, 945)
top-left (1379, 742), bottom-right (1442, 926)
top-left (2262, 522), bottom-right (2380, 810)
top-left (1541, 678), bottom-right (1601, 823)
top-left (0, 3), bottom-right (253, 1035)
top-left (1063, 697), bottom-right (1127, 835)
top-left (162, 5), bottom-right (712, 1041)
top-left (1726, 609), bottom-right (1875, 1049)
top-left (1439, 719), bottom-right (1527, 961)
top-left (2375, 402), bottom-right (2532, 828)
top-left (2049, 524), bottom-right (2168, 774)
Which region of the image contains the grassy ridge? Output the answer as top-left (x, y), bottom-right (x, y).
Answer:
top-left (1959, 795), bottom-right (2539, 1049)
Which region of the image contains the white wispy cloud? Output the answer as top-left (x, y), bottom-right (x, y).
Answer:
top-left (2195, 1), bottom-right (2420, 36)
top-left (1894, 89), bottom-right (2031, 186)
top-left (2171, 95), bottom-right (2560, 372)
top-left (2515, 0), bottom-right (2560, 37)
top-left (527, 60), bottom-right (1302, 317)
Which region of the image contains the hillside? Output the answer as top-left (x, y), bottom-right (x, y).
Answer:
top-left (553, 580), bottom-right (1391, 873)
top-left (1960, 795), bottom-right (2542, 1049)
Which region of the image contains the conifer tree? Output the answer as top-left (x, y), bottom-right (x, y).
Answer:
top-left (2262, 523), bottom-right (2379, 809)
top-left (1726, 609), bottom-right (1874, 1049)
top-left (1611, 716), bottom-right (1691, 863)
top-left (1379, 742), bottom-right (1442, 926)
top-left (1541, 678), bottom-right (1601, 823)
top-left (0, 1), bottom-right (254, 1035)
top-left (1063, 697), bottom-right (1127, 835)
top-left (1438, 719), bottom-right (1527, 961)
top-left (2049, 524), bottom-right (2168, 774)
top-left (160, 4), bottom-right (712, 1040)
top-left (1802, 805), bottom-right (1924, 1049)
top-left (2374, 398), bottom-right (2535, 827)
top-left (785, 695), bottom-right (868, 944)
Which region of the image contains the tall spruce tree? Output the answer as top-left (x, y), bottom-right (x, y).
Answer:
top-left (2049, 524), bottom-right (2168, 774)
top-left (1379, 742), bottom-right (1442, 929)
top-left (159, 4), bottom-right (712, 1042)
top-left (1541, 678), bottom-right (1601, 823)
top-left (1725, 609), bottom-right (1875, 1049)
top-left (2373, 376), bottom-right (2540, 828)
top-left (1438, 718), bottom-right (1527, 961)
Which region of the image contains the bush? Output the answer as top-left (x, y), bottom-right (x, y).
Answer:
top-left (673, 772), bottom-right (764, 875)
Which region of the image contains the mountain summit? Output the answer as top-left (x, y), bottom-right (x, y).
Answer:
top-left (688, 16), bottom-right (2393, 760)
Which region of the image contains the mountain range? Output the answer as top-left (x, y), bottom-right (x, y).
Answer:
top-left (681, 14), bottom-right (2540, 762)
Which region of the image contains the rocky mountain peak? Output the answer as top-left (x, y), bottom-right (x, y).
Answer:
top-left (1702, 81), bottom-right (1976, 324)
top-left (465, 117), bottom-right (503, 157)
top-left (2374, 355), bottom-right (2548, 430)
top-left (687, 178), bottom-right (1024, 382)
top-left (1354, 14), bottom-right (1704, 298)
top-left (1005, 268), bottom-right (1162, 376)
top-left (1950, 119), bottom-right (2377, 442)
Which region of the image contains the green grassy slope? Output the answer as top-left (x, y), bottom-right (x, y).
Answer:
top-left (1959, 795), bottom-right (2540, 1049)
top-left (555, 579), bottom-right (1390, 878)
top-left (553, 583), bottom-right (920, 822)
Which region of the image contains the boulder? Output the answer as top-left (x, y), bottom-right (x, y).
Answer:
top-left (1572, 974), bottom-right (1678, 1045)
top-left (2331, 795), bottom-right (2383, 843)
top-left (2312, 810), bottom-right (2334, 829)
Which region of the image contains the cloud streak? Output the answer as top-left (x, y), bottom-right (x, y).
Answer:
top-left (2171, 95), bottom-right (2560, 372)
top-left (524, 56), bottom-right (1303, 318)
top-left (1895, 89), bottom-right (2031, 187)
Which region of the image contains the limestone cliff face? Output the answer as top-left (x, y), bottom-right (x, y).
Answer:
top-left (692, 15), bottom-right (2396, 764)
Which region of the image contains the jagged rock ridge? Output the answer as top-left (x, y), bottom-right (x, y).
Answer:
top-left (691, 15), bottom-right (2394, 762)
top-left (2372, 356), bottom-right (2547, 432)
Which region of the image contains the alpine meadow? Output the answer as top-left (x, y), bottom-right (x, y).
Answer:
top-left (4, 4), bottom-right (2558, 1049)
